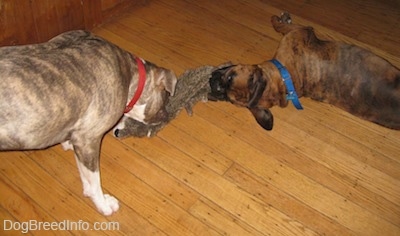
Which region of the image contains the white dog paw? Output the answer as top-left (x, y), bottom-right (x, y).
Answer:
top-left (97, 194), bottom-right (120, 216)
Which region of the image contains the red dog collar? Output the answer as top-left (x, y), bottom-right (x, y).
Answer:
top-left (124, 57), bottom-right (146, 113)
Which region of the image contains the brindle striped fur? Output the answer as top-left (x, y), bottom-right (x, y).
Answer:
top-left (0, 30), bottom-right (177, 215)
top-left (209, 13), bottom-right (400, 130)
top-left (0, 31), bottom-right (131, 153)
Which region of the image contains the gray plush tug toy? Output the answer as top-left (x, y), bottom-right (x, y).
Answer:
top-left (113, 63), bottom-right (231, 138)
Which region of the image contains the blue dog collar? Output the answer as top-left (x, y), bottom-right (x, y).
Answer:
top-left (270, 59), bottom-right (303, 110)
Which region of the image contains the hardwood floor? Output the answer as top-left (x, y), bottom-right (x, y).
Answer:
top-left (1, 0), bottom-right (399, 235)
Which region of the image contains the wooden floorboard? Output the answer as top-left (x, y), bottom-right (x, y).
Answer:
top-left (1, 0), bottom-right (399, 235)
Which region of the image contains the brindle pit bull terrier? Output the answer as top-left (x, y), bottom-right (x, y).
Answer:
top-left (209, 13), bottom-right (400, 130)
top-left (0, 30), bottom-right (177, 215)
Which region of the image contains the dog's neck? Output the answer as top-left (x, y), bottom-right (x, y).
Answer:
top-left (124, 57), bottom-right (146, 113)
top-left (270, 59), bottom-right (303, 110)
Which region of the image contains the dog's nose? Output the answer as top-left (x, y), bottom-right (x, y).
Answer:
top-left (114, 129), bottom-right (120, 137)
top-left (209, 77), bottom-right (223, 92)
top-left (209, 76), bottom-right (229, 101)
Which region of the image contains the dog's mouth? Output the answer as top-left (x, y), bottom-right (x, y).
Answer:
top-left (113, 111), bottom-right (166, 138)
top-left (113, 105), bottom-right (169, 138)
top-left (145, 107), bottom-right (169, 125)
top-left (208, 87), bottom-right (228, 101)
top-left (113, 118), bottom-right (155, 138)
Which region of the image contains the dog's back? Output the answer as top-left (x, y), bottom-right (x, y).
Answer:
top-left (297, 31), bottom-right (400, 129)
top-left (288, 37), bottom-right (400, 129)
top-left (274, 18), bottom-right (400, 129)
top-left (333, 44), bottom-right (400, 129)
top-left (0, 31), bottom-right (132, 150)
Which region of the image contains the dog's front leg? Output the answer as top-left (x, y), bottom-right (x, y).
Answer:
top-left (73, 139), bottom-right (119, 216)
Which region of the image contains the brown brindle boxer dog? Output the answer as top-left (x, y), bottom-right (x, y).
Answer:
top-left (209, 12), bottom-right (400, 130)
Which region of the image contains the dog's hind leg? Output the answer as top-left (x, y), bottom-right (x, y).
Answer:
top-left (73, 138), bottom-right (119, 216)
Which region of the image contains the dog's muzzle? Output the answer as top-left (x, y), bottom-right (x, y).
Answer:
top-left (113, 107), bottom-right (169, 138)
top-left (208, 70), bottom-right (229, 101)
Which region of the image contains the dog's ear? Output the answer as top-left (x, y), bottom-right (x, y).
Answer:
top-left (249, 108), bottom-right (274, 130)
top-left (155, 68), bottom-right (178, 96)
top-left (248, 67), bottom-right (267, 108)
